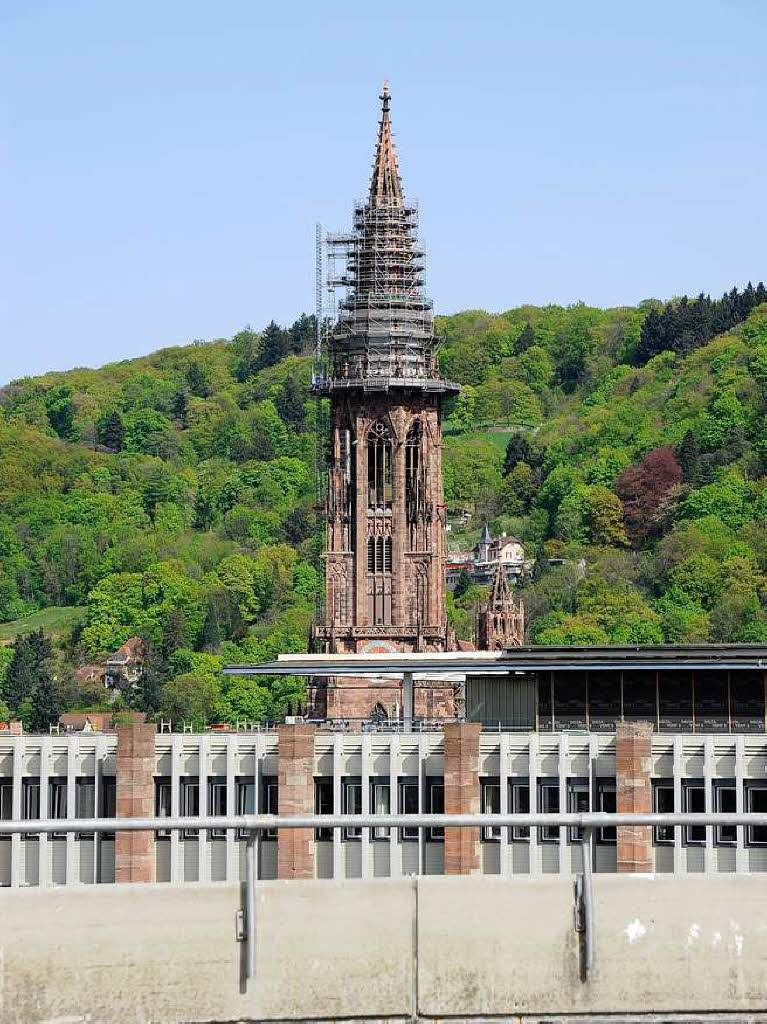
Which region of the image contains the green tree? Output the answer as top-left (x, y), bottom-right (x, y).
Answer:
top-left (160, 673), bottom-right (220, 726)
top-left (453, 569), bottom-right (472, 599)
top-left (44, 386), bottom-right (77, 440)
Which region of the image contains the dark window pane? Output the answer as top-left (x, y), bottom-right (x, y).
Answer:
top-left (748, 787), bottom-right (767, 844)
top-left (715, 785), bottom-right (736, 844)
top-left (659, 672), bottom-right (692, 732)
top-left (653, 783), bottom-right (674, 844)
top-left (695, 672), bottom-right (729, 733)
top-left (732, 671), bottom-right (765, 733)
top-left (623, 671), bottom-right (656, 725)
top-left (553, 672), bottom-right (587, 731)
top-left (588, 671), bottom-right (620, 732)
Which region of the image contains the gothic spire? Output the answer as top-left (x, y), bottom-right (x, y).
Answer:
top-left (369, 81), bottom-right (404, 208)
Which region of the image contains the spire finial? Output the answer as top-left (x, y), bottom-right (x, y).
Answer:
top-left (370, 82), bottom-right (403, 207)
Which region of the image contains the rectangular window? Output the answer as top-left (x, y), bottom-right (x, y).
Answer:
top-left (101, 777), bottom-right (116, 839)
top-left (683, 780), bottom-right (705, 846)
top-left (49, 778), bottom-right (67, 838)
top-left (343, 778), bottom-right (362, 840)
top-left (427, 780), bottom-right (444, 840)
top-left (371, 780), bottom-right (390, 839)
top-left (714, 781), bottom-right (736, 846)
top-left (153, 778), bottom-right (171, 835)
top-left (746, 784), bottom-right (767, 846)
top-left (597, 781), bottom-right (616, 844)
top-left (398, 777), bottom-right (419, 840)
top-left (76, 777), bottom-right (95, 838)
top-left (314, 778), bottom-right (333, 840)
top-left (262, 776), bottom-right (278, 839)
top-left (653, 780), bottom-right (675, 845)
top-left (181, 778), bottom-right (199, 839)
top-left (568, 778), bottom-right (589, 842)
top-left (236, 779), bottom-right (255, 840)
top-left (22, 778), bottom-right (40, 840)
top-left (208, 778), bottom-right (227, 839)
top-left (510, 781), bottom-right (530, 840)
top-left (538, 780), bottom-right (559, 842)
top-left (481, 778), bottom-right (501, 841)
top-left (155, 778), bottom-right (172, 838)
top-left (0, 781), bottom-right (13, 822)
top-left (101, 777), bottom-right (116, 818)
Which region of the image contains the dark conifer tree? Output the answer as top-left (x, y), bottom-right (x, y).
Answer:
top-left (185, 361), bottom-right (212, 398)
top-left (136, 634), bottom-right (165, 717)
top-left (258, 320), bottom-right (289, 370)
top-left (29, 675), bottom-right (61, 732)
top-left (515, 322), bottom-right (535, 353)
top-left (98, 410), bottom-right (125, 451)
top-left (161, 609), bottom-right (187, 662)
top-left (503, 433), bottom-right (533, 476)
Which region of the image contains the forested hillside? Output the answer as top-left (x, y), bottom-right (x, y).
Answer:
top-left (1, 286), bottom-right (766, 727)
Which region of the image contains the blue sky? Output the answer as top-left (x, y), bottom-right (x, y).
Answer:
top-left (1, 0), bottom-right (765, 383)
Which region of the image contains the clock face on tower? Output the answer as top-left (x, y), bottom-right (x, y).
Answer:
top-left (360, 639), bottom-right (399, 655)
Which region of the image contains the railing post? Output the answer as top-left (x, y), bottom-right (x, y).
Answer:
top-left (245, 830), bottom-right (256, 982)
top-left (580, 825), bottom-right (595, 979)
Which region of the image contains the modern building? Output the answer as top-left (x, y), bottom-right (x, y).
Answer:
top-left (5, 642), bottom-right (767, 886)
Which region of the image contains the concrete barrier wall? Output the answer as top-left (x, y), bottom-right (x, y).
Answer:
top-left (2, 875), bottom-right (767, 1023)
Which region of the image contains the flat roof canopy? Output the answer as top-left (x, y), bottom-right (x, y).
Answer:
top-left (223, 644), bottom-right (767, 677)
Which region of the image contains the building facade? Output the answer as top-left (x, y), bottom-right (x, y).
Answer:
top-left (4, 708), bottom-right (767, 886)
top-left (309, 85), bottom-right (460, 723)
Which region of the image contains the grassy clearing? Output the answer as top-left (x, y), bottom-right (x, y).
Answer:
top-left (0, 606), bottom-right (86, 642)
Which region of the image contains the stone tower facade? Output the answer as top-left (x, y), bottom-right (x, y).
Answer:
top-left (309, 85), bottom-right (460, 722)
top-left (476, 564), bottom-right (525, 650)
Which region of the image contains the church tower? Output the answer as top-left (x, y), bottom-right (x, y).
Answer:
top-left (311, 84), bottom-right (460, 664)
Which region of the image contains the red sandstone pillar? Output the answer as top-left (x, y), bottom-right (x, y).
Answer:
top-left (444, 722), bottom-right (481, 875)
top-left (277, 724), bottom-right (316, 879)
top-left (616, 721), bottom-right (653, 873)
top-left (115, 722), bottom-right (156, 883)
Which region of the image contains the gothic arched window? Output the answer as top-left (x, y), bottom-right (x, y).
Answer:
top-left (367, 420), bottom-right (393, 510)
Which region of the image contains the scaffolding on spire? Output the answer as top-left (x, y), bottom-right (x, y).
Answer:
top-left (313, 83), bottom-right (459, 397)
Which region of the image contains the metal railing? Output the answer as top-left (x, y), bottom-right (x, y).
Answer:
top-left (4, 812), bottom-right (767, 985)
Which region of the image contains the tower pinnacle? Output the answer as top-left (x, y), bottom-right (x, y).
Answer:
top-left (369, 81), bottom-right (403, 208)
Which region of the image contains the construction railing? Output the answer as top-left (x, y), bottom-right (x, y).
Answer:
top-left (4, 812), bottom-right (767, 985)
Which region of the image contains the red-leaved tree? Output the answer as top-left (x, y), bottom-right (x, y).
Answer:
top-left (615, 446), bottom-right (683, 546)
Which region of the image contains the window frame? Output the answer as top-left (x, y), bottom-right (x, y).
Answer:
top-left (713, 779), bottom-right (737, 846)
top-left (314, 777), bottom-right (333, 841)
top-left (538, 778), bottom-right (560, 843)
top-left (371, 779), bottom-right (390, 840)
top-left (342, 777), bottom-right (362, 840)
top-left (155, 776), bottom-right (172, 839)
top-left (75, 776), bottom-right (96, 838)
top-left (22, 777), bottom-right (41, 839)
top-left (745, 781), bottom-right (767, 846)
top-left (567, 777), bottom-right (590, 843)
top-left (596, 779), bottom-right (616, 845)
top-left (510, 780), bottom-right (530, 841)
top-left (48, 777), bottom-right (68, 839)
top-left (101, 777), bottom-right (116, 839)
top-left (652, 778), bottom-right (675, 846)
top-left (0, 780), bottom-right (13, 828)
top-left (181, 777), bottom-right (200, 839)
top-left (427, 779), bottom-right (444, 841)
top-left (682, 778), bottom-right (706, 847)
top-left (235, 777), bottom-right (256, 840)
top-left (398, 776), bottom-right (419, 841)
top-left (480, 776), bottom-right (501, 842)
top-left (261, 775), bottom-right (278, 840)
top-left (208, 777), bottom-right (227, 839)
